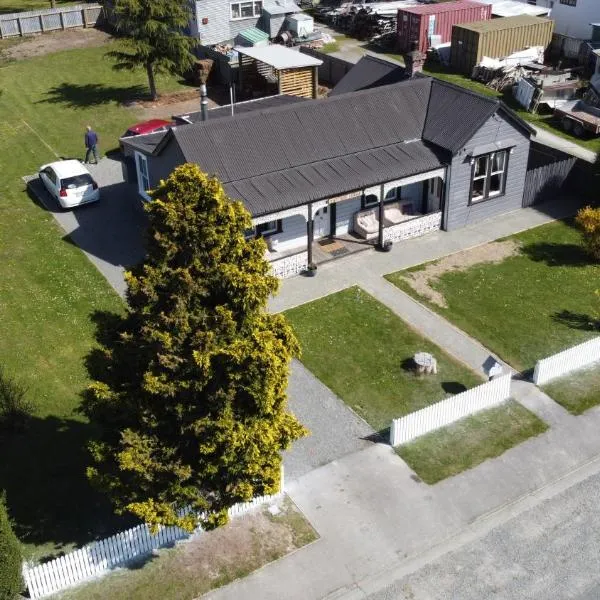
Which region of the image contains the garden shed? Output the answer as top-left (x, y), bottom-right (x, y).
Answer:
top-left (236, 44), bottom-right (322, 98)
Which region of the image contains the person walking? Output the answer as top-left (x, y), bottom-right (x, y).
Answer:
top-left (84, 126), bottom-right (99, 164)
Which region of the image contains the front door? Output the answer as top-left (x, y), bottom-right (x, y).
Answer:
top-left (313, 206), bottom-right (330, 239)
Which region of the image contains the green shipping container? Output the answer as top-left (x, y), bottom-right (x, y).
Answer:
top-left (451, 15), bottom-right (554, 74)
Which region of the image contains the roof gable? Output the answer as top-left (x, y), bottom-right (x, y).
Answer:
top-left (423, 79), bottom-right (499, 152)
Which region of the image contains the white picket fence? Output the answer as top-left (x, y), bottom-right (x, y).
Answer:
top-left (390, 373), bottom-right (512, 447)
top-left (533, 337), bottom-right (600, 386)
top-left (23, 490), bottom-right (283, 599)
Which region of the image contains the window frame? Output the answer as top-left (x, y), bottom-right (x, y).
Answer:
top-left (468, 150), bottom-right (509, 205)
top-left (230, 0), bottom-right (262, 20)
top-left (559, 0), bottom-right (576, 6)
top-left (256, 219), bottom-right (282, 237)
top-left (135, 151), bottom-right (151, 201)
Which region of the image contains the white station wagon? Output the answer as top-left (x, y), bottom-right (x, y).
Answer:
top-left (39, 160), bottom-right (100, 209)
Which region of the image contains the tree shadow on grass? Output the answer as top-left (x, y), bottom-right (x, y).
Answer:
top-left (520, 242), bottom-right (592, 267)
top-left (38, 82), bottom-right (149, 108)
top-left (0, 415), bottom-right (136, 560)
top-left (552, 310), bottom-right (600, 332)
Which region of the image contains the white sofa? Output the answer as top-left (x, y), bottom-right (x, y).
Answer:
top-left (353, 201), bottom-right (420, 239)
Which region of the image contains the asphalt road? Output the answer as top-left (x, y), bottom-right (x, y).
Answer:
top-left (368, 470), bottom-right (600, 600)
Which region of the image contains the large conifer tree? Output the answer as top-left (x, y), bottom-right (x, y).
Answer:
top-left (108, 0), bottom-right (196, 100)
top-left (0, 493), bottom-right (22, 600)
top-left (83, 164), bottom-right (306, 531)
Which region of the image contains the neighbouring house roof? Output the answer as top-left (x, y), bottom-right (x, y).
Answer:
top-left (485, 0), bottom-right (550, 18)
top-left (234, 44), bottom-right (322, 69)
top-left (134, 77), bottom-right (533, 217)
top-left (262, 0), bottom-right (301, 16)
top-left (329, 54), bottom-right (408, 96)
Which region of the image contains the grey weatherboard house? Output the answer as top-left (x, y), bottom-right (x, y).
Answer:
top-left (122, 77), bottom-right (532, 277)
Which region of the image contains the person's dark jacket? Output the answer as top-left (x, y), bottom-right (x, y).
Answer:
top-left (85, 130), bottom-right (98, 148)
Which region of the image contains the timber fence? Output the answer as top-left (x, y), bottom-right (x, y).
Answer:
top-left (390, 373), bottom-right (512, 447)
top-left (23, 489), bottom-right (283, 599)
top-left (0, 4), bottom-right (102, 38)
top-left (533, 337), bottom-right (600, 386)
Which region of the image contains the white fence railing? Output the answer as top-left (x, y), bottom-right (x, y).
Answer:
top-left (390, 373), bottom-right (512, 447)
top-left (269, 250), bottom-right (308, 278)
top-left (0, 4), bottom-right (102, 38)
top-left (23, 490), bottom-right (282, 599)
top-left (533, 337), bottom-right (600, 386)
top-left (383, 211), bottom-right (442, 244)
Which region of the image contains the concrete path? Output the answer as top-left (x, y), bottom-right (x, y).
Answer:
top-left (531, 124), bottom-right (597, 164)
top-left (270, 197), bottom-right (580, 314)
top-left (207, 395), bottom-right (600, 600)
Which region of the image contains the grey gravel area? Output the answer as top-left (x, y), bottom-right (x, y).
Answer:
top-left (283, 359), bottom-right (373, 482)
top-left (368, 470), bottom-right (600, 600)
top-left (25, 157), bottom-right (147, 298)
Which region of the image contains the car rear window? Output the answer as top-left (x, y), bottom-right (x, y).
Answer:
top-left (62, 174), bottom-right (93, 189)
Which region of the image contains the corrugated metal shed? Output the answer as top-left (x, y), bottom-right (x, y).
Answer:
top-left (396, 0), bottom-right (491, 54)
top-left (451, 15), bottom-right (554, 74)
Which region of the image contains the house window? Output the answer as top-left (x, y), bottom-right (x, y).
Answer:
top-left (470, 150), bottom-right (508, 204)
top-left (230, 1), bottom-right (261, 19)
top-left (362, 193), bottom-right (379, 209)
top-left (559, 0), bottom-right (576, 5)
top-left (256, 220), bottom-right (281, 237)
top-left (135, 152), bottom-right (150, 200)
top-left (384, 186), bottom-right (401, 201)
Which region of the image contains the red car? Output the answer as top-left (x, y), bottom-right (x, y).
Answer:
top-left (120, 119), bottom-right (174, 152)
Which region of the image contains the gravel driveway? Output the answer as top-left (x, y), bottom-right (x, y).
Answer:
top-left (284, 359), bottom-right (373, 482)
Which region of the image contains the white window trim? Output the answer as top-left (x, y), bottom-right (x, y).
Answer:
top-left (230, 0), bottom-right (262, 20)
top-left (470, 150), bottom-right (508, 204)
top-left (135, 151), bottom-right (151, 201)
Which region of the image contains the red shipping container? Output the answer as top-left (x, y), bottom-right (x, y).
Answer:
top-left (396, 1), bottom-right (492, 54)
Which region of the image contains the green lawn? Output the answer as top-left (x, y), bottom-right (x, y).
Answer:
top-left (59, 499), bottom-right (318, 600)
top-left (423, 63), bottom-right (600, 155)
top-left (396, 400), bottom-right (548, 484)
top-left (0, 0), bottom-right (79, 14)
top-left (543, 365), bottom-right (600, 415)
top-left (0, 41), bottom-right (188, 559)
top-left (320, 34), bottom-right (350, 55)
top-left (285, 287), bottom-right (483, 432)
top-left (386, 220), bottom-right (600, 373)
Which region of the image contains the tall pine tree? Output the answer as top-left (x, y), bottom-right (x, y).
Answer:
top-left (83, 164), bottom-right (306, 531)
top-left (108, 0), bottom-right (196, 100)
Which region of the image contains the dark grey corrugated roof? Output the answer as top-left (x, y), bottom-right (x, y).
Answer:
top-left (423, 80), bottom-right (499, 152)
top-left (143, 76), bottom-right (531, 216)
top-left (121, 131), bottom-right (167, 153)
top-left (224, 140), bottom-right (446, 216)
top-left (173, 77), bottom-right (433, 184)
top-left (330, 54), bottom-right (408, 96)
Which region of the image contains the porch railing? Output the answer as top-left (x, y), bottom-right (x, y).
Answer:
top-left (383, 211), bottom-right (442, 243)
top-left (269, 251), bottom-right (308, 278)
